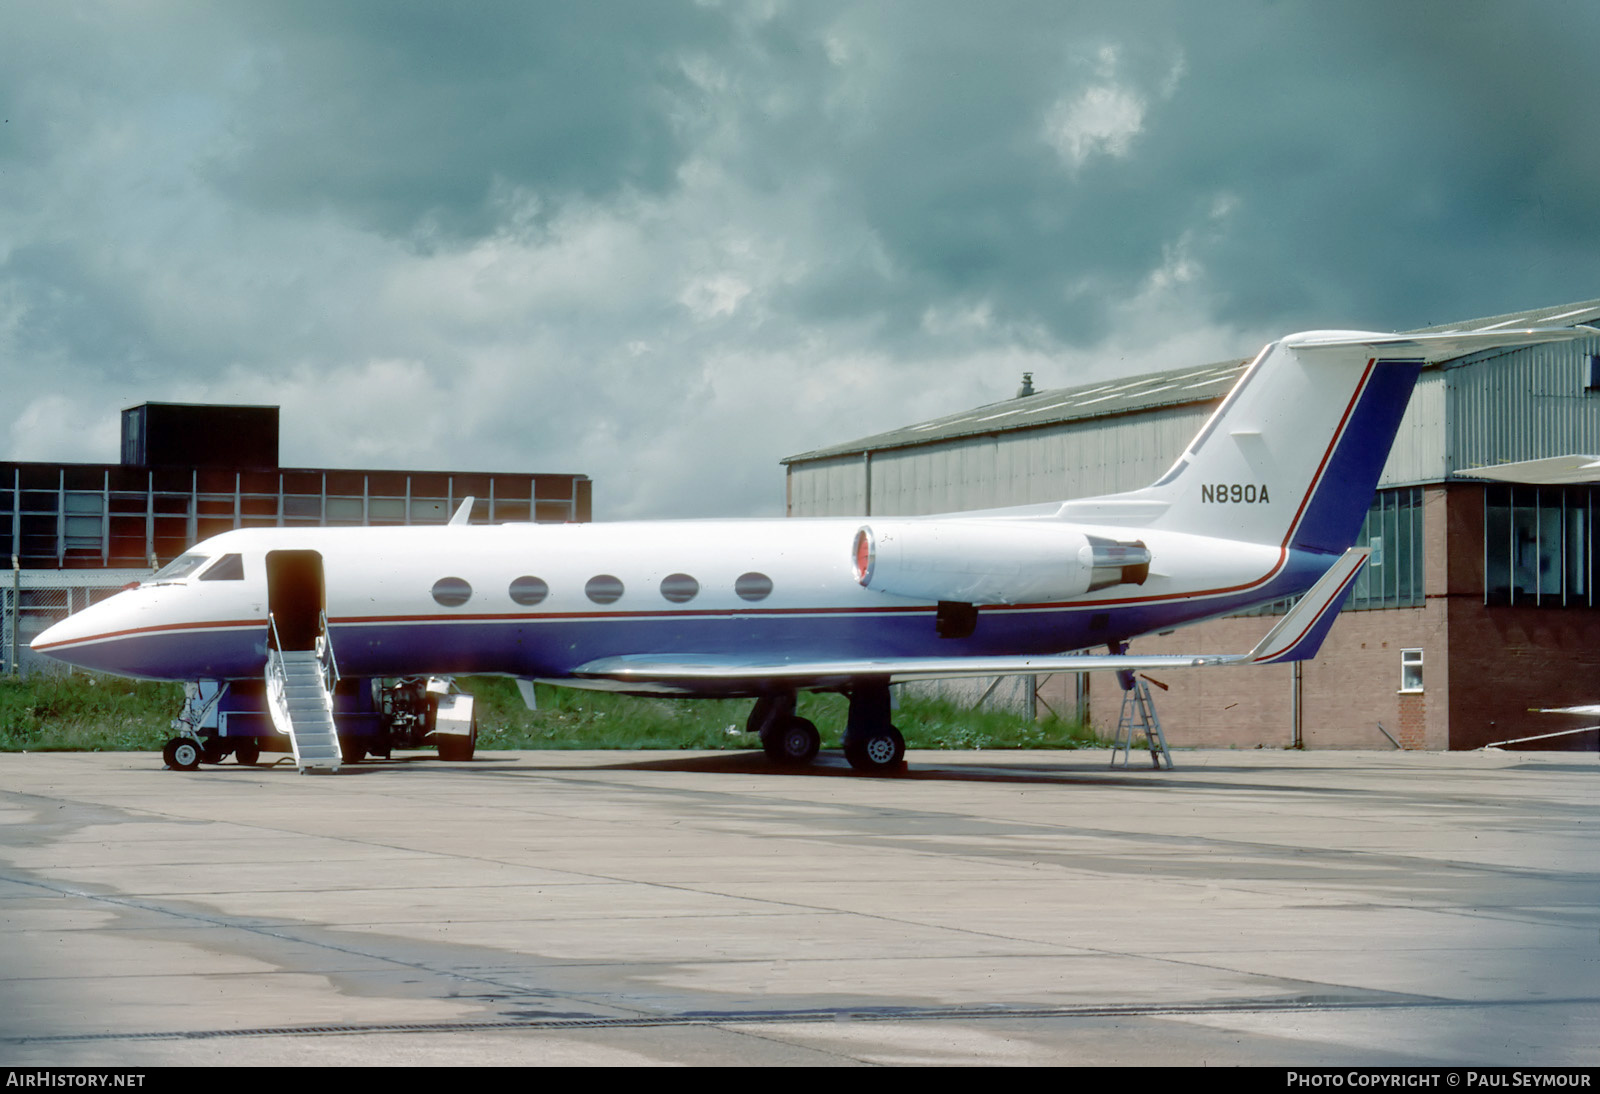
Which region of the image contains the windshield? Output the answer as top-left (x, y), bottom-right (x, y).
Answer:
top-left (150, 553), bottom-right (210, 582)
top-left (199, 554), bottom-right (245, 581)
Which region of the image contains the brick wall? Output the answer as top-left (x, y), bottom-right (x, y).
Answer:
top-left (1442, 485), bottom-right (1600, 750)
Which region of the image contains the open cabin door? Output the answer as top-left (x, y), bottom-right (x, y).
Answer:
top-left (264, 549), bottom-right (341, 772)
top-left (266, 550), bottom-right (325, 652)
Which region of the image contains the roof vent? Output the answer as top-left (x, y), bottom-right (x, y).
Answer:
top-left (1016, 372), bottom-right (1034, 398)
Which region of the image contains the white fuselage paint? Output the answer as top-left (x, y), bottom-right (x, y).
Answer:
top-left (32, 515), bottom-right (1284, 684)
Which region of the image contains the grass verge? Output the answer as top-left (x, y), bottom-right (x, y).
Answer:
top-left (0, 674), bottom-right (182, 752)
top-left (2, 673), bottom-right (1107, 752)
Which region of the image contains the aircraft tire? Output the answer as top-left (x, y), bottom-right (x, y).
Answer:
top-left (761, 716), bottom-right (820, 766)
top-left (340, 738), bottom-right (367, 764)
top-left (437, 715), bottom-right (477, 762)
top-left (162, 737), bottom-right (201, 772)
top-left (200, 741), bottom-right (227, 765)
top-left (234, 742), bottom-right (261, 766)
top-left (843, 725), bottom-right (905, 774)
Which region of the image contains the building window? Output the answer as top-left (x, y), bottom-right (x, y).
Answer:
top-left (1400, 648), bottom-right (1424, 693)
top-left (1347, 487), bottom-right (1424, 610)
top-left (1484, 485), bottom-right (1592, 607)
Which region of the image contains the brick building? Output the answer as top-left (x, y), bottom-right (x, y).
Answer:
top-left (3, 403), bottom-right (590, 675)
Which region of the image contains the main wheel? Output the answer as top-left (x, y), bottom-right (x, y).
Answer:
top-left (340, 737), bottom-right (367, 764)
top-left (162, 737), bottom-right (201, 772)
top-left (762, 716), bottom-right (820, 766)
top-left (234, 742), bottom-right (261, 766)
top-left (844, 725), bottom-right (905, 774)
top-left (437, 714), bottom-right (477, 762)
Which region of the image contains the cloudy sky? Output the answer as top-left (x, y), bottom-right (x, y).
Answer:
top-left (4, 2), bottom-right (1598, 518)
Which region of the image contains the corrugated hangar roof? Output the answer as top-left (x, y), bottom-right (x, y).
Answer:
top-left (783, 296), bottom-right (1600, 464)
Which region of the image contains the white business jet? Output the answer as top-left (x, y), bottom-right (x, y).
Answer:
top-left (32, 325), bottom-right (1592, 773)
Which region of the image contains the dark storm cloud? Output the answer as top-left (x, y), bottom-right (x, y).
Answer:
top-left (210, 1), bottom-right (734, 240)
top-left (4, 2), bottom-right (1600, 515)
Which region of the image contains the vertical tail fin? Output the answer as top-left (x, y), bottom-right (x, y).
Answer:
top-left (1121, 327), bottom-right (1593, 552)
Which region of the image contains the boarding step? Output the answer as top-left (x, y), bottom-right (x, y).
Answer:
top-left (267, 648), bottom-right (342, 774)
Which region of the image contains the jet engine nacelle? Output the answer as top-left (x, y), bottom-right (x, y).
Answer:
top-left (851, 520), bottom-right (1150, 605)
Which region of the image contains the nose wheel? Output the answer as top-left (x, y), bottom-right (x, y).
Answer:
top-left (162, 737), bottom-right (202, 771)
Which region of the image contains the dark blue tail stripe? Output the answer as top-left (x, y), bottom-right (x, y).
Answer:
top-left (1289, 360), bottom-right (1422, 554)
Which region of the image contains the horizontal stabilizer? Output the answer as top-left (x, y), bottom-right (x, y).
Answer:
top-left (1282, 325), bottom-right (1598, 361)
top-left (1458, 455), bottom-right (1600, 485)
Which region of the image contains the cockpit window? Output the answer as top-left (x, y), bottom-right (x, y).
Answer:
top-left (199, 554), bottom-right (245, 581)
top-left (151, 553), bottom-right (209, 581)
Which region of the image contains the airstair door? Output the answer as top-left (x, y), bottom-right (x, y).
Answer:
top-left (264, 549), bottom-right (340, 772)
top-left (266, 550), bottom-right (324, 652)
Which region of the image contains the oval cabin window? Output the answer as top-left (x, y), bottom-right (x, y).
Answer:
top-left (432, 577), bottom-right (472, 607)
top-left (660, 573), bottom-right (699, 603)
top-left (585, 575), bottom-right (624, 604)
top-left (735, 572), bottom-right (773, 601)
top-left (509, 576), bottom-right (549, 605)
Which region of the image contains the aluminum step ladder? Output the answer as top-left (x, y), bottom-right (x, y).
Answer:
top-left (1110, 673), bottom-right (1174, 770)
top-left (266, 617), bottom-right (342, 774)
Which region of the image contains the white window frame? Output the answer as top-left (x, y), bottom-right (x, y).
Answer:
top-left (1399, 648), bottom-right (1424, 694)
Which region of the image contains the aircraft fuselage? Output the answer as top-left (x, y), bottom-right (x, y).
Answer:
top-left (34, 515), bottom-right (1315, 692)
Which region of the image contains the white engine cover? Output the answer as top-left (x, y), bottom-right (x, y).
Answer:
top-left (851, 520), bottom-right (1149, 605)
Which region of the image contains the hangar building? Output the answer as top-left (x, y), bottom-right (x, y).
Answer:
top-left (782, 299), bottom-right (1600, 751)
top-left (2, 403), bottom-right (591, 675)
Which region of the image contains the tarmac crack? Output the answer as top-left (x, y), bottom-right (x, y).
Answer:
top-left (8, 994), bottom-right (1596, 1046)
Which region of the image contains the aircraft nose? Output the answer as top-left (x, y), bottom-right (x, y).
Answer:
top-left (30, 595), bottom-right (133, 672)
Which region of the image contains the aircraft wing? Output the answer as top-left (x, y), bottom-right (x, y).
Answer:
top-left (561, 549), bottom-right (1368, 695)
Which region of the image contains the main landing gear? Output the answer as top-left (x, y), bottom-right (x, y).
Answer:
top-left (747, 681), bottom-right (906, 775)
top-left (748, 693), bottom-right (820, 766)
top-left (841, 680), bottom-right (905, 774)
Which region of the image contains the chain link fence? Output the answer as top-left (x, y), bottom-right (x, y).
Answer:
top-left (2, 570), bottom-right (150, 677)
top-left (904, 673), bottom-right (1089, 723)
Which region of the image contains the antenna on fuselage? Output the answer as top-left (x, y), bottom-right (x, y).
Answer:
top-left (449, 497), bottom-right (476, 526)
